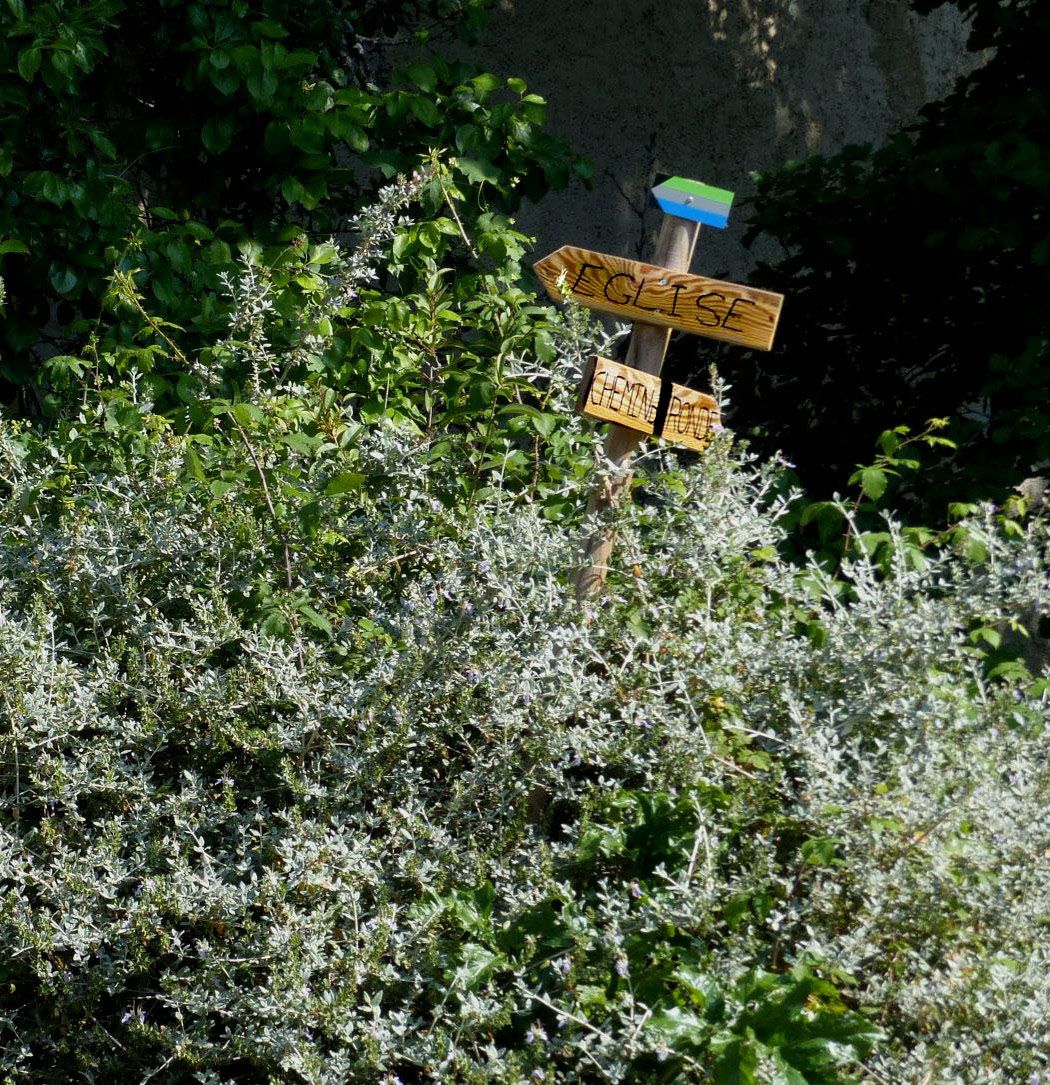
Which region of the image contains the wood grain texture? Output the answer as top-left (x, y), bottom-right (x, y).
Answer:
top-left (577, 356), bottom-right (722, 453)
top-left (534, 245), bottom-right (784, 351)
top-left (572, 216), bottom-right (700, 601)
top-left (662, 380), bottom-right (720, 452)
top-left (577, 357), bottom-right (660, 434)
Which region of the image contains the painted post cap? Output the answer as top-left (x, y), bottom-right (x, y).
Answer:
top-left (652, 177), bottom-right (734, 229)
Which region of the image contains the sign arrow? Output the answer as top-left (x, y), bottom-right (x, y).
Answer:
top-left (533, 245), bottom-right (784, 351)
top-left (577, 356), bottom-right (721, 453)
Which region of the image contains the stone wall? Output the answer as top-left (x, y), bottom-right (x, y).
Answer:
top-left (442, 0), bottom-right (976, 279)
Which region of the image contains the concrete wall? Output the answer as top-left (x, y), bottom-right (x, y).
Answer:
top-left (444, 0), bottom-right (974, 279)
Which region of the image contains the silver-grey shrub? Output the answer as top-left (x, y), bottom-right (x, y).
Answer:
top-left (0, 394), bottom-right (1046, 1083)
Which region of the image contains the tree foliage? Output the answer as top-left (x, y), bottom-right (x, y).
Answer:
top-left (0, 0), bottom-right (584, 410)
top-left (689, 0), bottom-right (1048, 515)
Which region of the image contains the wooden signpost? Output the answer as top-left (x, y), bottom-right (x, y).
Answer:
top-left (576, 356), bottom-right (721, 454)
top-left (533, 174), bottom-right (786, 600)
top-left (534, 246), bottom-right (784, 352)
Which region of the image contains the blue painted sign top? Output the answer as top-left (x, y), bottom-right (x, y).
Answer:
top-left (652, 176), bottom-right (735, 229)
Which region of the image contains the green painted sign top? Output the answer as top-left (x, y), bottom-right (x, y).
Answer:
top-left (653, 176), bottom-right (735, 228)
top-left (661, 176), bottom-right (735, 205)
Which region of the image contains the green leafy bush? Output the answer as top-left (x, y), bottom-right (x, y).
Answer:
top-left (0, 250), bottom-right (1046, 1079)
top-left (698, 0), bottom-right (1050, 514)
top-left (0, 40), bottom-right (1046, 1074)
top-left (0, 0), bottom-right (584, 408)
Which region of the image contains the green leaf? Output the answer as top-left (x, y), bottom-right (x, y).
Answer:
top-left (532, 413), bottom-right (558, 438)
top-left (298, 605), bottom-right (333, 635)
top-left (987, 659), bottom-right (1031, 682)
top-left (961, 532), bottom-right (988, 563)
top-left (49, 266), bottom-right (78, 295)
top-left (201, 117), bottom-right (234, 154)
top-left (749, 546), bottom-right (778, 563)
top-left (253, 18), bottom-right (288, 39)
top-left (164, 240), bottom-right (192, 275)
top-left (203, 239), bottom-right (232, 265)
top-left (24, 171), bottom-right (67, 204)
top-left (232, 401), bottom-right (264, 427)
top-left (281, 431), bottom-right (318, 455)
top-left (948, 501), bottom-right (979, 519)
top-left (855, 530), bottom-right (891, 558)
top-left (86, 128), bottom-right (117, 159)
top-left (451, 943), bottom-right (501, 992)
top-left (520, 93), bottom-right (547, 125)
top-left (859, 466), bottom-right (888, 501)
top-left (0, 240), bottom-right (30, 256)
top-left (6, 0), bottom-right (26, 19)
top-left (800, 836), bottom-right (841, 867)
top-left (50, 48), bottom-right (75, 79)
top-left (712, 1034), bottom-right (759, 1085)
top-left (183, 446), bottom-right (207, 482)
top-left (404, 62), bottom-right (437, 92)
top-left (308, 241), bottom-right (339, 266)
top-left (675, 967), bottom-right (726, 1021)
top-left (799, 500), bottom-right (845, 530)
top-left (42, 354), bottom-right (88, 381)
top-left (324, 472), bottom-right (365, 497)
top-left (647, 1006), bottom-right (708, 1049)
top-left (762, 1050), bottom-right (809, 1085)
top-left (409, 94), bottom-right (441, 127)
top-left (457, 157), bottom-right (501, 185)
top-left (238, 239), bottom-right (265, 264)
top-left (970, 626), bottom-right (1002, 649)
top-left (17, 46), bottom-right (41, 82)
top-left (246, 66), bottom-right (278, 103)
top-left (469, 72), bottom-right (500, 96)
top-left (877, 429), bottom-right (901, 456)
top-left (281, 176), bottom-right (312, 207)
top-left (210, 67), bottom-right (240, 95)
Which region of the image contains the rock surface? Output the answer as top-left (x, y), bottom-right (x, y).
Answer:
top-left (439, 0), bottom-right (977, 279)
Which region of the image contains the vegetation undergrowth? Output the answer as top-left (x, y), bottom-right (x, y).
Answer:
top-left (0, 3), bottom-right (1046, 1077)
top-left (0, 0), bottom-right (586, 413)
top-left (0, 187), bottom-right (1046, 1081)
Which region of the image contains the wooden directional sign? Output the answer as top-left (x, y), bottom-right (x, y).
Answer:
top-left (577, 356), bottom-right (721, 453)
top-left (662, 380), bottom-right (721, 451)
top-left (577, 356), bottom-right (661, 434)
top-left (534, 245), bottom-right (784, 351)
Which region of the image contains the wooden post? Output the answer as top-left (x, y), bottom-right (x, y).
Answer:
top-left (572, 214), bottom-right (701, 599)
top-left (532, 176), bottom-right (779, 601)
